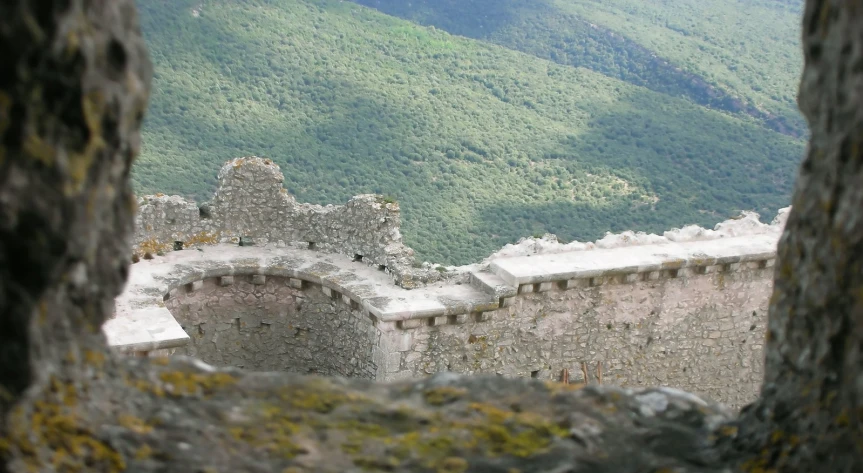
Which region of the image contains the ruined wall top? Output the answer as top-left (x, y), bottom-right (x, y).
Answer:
top-left (134, 157), bottom-right (429, 284)
top-left (136, 156), bottom-right (792, 290)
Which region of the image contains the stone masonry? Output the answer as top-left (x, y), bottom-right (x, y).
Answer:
top-left (133, 156), bottom-right (422, 284)
top-left (4, 0), bottom-right (860, 470)
top-left (110, 165), bottom-right (783, 408)
top-left (165, 274), bottom-right (381, 378)
top-left (390, 262), bottom-right (771, 410)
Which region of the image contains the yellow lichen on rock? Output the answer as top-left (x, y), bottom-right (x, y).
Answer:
top-left (423, 386), bottom-right (468, 406)
top-left (2, 377), bottom-right (126, 473)
top-left (135, 237), bottom-right (173, 257)
top-left (185, 231), bottom-right (221, 247)
top-left (157, 370), bottom-right (237, 397)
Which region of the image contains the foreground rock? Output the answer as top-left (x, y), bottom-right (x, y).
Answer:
top-left (0, 1), bottom-right (861, 473)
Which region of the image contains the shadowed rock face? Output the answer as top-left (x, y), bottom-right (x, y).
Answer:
top-left (0, 1), bottom-right (860, 473)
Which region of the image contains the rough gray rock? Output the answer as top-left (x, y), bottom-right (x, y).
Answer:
top-left (714, 1), bottom-right (863, 470)
top-left (0, 0), bottom-right (860, 472)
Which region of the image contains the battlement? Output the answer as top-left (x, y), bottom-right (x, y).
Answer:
top-left (110, 157), bottom-right (786, 407)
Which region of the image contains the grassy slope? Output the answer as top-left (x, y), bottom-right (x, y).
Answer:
top-left (134, 0), bottom-right (804, 264)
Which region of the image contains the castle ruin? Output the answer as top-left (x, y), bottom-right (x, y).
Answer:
top-left (109, 156), bottom-right (787, 409)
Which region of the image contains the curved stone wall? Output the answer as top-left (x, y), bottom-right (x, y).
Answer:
top-left (106, 157), bottom-right (792, 407)
top-left (109, 229), bottom-right (779, 408)
top-left (163, 274), bottom-right (381, 377)
top-left (160, 273), bottom-right (380, 377)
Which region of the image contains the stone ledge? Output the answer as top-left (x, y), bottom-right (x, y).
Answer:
top-left (102, 307), bottom-right (189, 352)
top-left (469, 270), bottom-right (518, 299)
top-left (489, 233), bottom-right (779, 287)
top-left (109, 234), bottom-right (780, 349)
top-left (110, 244), bottom-right (503, 348)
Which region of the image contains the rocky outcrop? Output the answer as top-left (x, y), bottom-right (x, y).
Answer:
top-left (0, 1), bottom-right (860, 473)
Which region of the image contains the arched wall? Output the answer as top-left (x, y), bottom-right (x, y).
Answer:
top-left (164, 273), bottom-right (381, 378)
top-left (111, 238), bottom-right (774, 408)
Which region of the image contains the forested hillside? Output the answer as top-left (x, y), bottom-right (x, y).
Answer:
top-left (353, 0), bottom-right (806, 136)
top-left (133, 0), bottom-right (805, 264)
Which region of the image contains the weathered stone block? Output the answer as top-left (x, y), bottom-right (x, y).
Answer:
top-left (537, 282), bottom-right (554, 292)
top-left (397, 332), bottom-right (413, 352)
top-left (220, 276), bottom-right (234, 286)
top-left (251, 274), bottom-right (266, 285)
top-left (448, 314), bottom-right (469, 324)
top-left (565, 278), bottom-right (590, 289)
top-left (397, 318), bottom-right (425, 330)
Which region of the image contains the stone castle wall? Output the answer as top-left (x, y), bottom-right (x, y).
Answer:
top-left (164, 274), bottom-right (382, 378)
top-left (379, 261), bottom-right (771, 410)
top-left (134, 157), bottom-right (416, 279)
top-left (113, 157), bottom-right (785, 409)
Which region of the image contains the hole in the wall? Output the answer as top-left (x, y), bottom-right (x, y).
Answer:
top-left (353, 254), bottom-right (363, 262)
top-left (163, 293), bottom-right (170, 302)
top-left (308, 242), bottom-right (316, 250)
top-left (199, 205), bottom-right (211, 219)
top-left (752, 311), bottom-right (758, 317)
top-left (173, 241), bottom-right (184, 251)
top-left (530, 370), bottom-right (539, 379)
top-left (462, 355), bottom-right (468, 362)
top-left (234, 318), bottom-right (241, 332)
top-left (378, 265), bottom-right (386, 271)
top-left (750, 324), bottom-right (757, 331)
